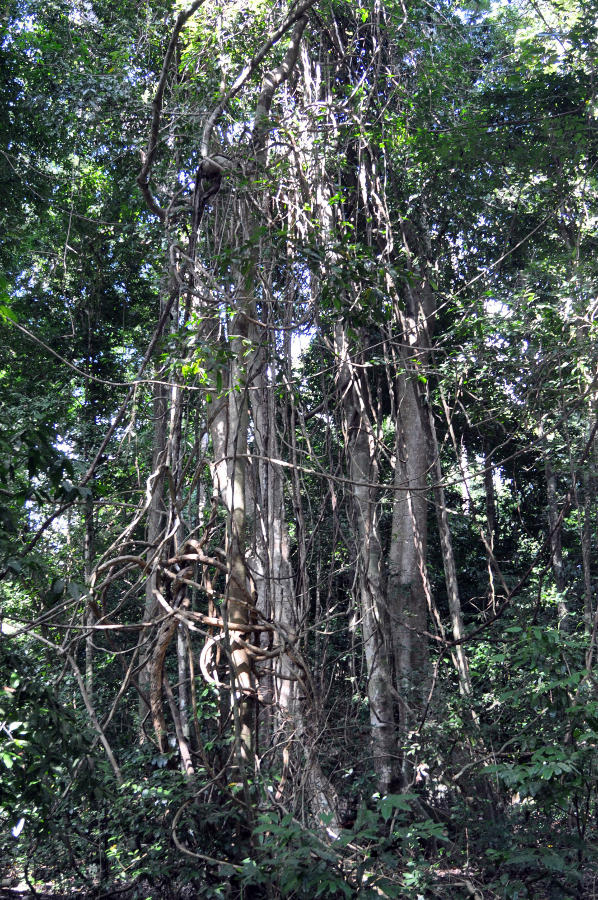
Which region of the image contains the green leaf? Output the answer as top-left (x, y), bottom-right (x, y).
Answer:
top-left (0, 305), bottom-right (17, 323)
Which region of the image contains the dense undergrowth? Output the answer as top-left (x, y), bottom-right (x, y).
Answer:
top-left (2, 620), bottom-right (597, 899)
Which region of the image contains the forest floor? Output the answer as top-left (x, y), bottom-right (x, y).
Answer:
top-left (1, 891), bottom-right (86, 899)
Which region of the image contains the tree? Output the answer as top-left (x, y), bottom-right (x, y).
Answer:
top-left (2, 0), bottom-right (598, 896)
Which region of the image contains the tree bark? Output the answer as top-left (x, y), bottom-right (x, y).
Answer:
top-left (422, 397), bottom-right (473, 697)
top-left (336, 323), bottom-right (399, 794)
top-left (388, 371), bottom-right (430, 719)
top-left (138, 377), bottom-right (167, 738)
top-left (538, 422), bottom-right (568, 628)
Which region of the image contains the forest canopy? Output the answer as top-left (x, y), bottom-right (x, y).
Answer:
top-left (1, 0), bottom-right (597, 896)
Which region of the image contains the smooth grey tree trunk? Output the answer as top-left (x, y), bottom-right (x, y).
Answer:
top-left (388, 372), bottom-right (429, 717)
top-left (336, 323), bottom-right (399, 794)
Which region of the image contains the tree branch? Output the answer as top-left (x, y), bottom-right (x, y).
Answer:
top-left (137, 0), bottom-right (208, 219)
top-left (200, 0), bottom-right (317, 157)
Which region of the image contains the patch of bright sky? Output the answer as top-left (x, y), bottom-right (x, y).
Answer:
top-left (67, 0), bottom-right (98, 27)
top-left (485, 296), bottom-right (510, 317)
top-left (12, 0), bottom-right (98, 31)
top-left (176, 0), bottom-right (265, 18)
top-left (290, 327), bottom-right (314, 365)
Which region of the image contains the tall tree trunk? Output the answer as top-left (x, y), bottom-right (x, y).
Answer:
top-left (422, 397), bottom-right (473, 697)
top-left (387, 370), bottom-right (430, 732)
top-left (201, 11), bottom-right (310, 770)
top-left (336, 323), bottom-right (399, 794)
top-left (208, 313), bottom-right (255, 764)
top-left (581, 470), bottom-right (594, 634)
top-left (545, 455), bottom-right (568, 626)
top-left (138, 377), bottom-right (167, 739)
top-left (483, 447), bottom-right (498, 612)
top-left (538, 422), bottom-right (568, 627)
top-left (84, 492), bottom-right (95, 699)
top-left (250, 340), bottom-right (339, 822)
